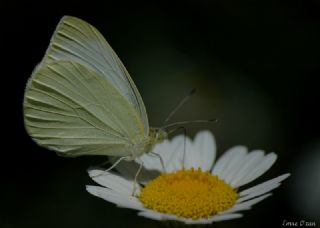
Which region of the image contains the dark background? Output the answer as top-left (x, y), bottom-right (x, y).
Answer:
top-left (1, 1), bottom-right (320, 227)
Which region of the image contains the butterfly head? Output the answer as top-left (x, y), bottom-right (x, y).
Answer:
top-left (149, 128), bottom-right (168, 144)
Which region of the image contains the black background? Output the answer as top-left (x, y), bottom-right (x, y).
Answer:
top-left (1, 1), bottom-right (320, 228)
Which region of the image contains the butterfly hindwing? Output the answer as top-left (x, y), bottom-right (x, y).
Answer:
top-left (24, 60), bottom-right (145, 157)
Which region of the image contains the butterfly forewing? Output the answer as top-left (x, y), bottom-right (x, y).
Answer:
top-left (42, 16), bottom-right (149, 135)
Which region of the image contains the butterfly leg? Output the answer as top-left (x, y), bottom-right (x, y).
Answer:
top-left (132, 158), bottom-right (143, 196)
top-left (90, 156), bottom-right (129, 178)
top-left (149, 152), bottom-right (166, 173)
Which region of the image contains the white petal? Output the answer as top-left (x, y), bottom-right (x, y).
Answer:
top-left (138, 208), bottom-right (243, 224)
top-left (138, 210), bottom-right (188, 223)
top-left (138, 210), bottom-right (240, 224)
top-left (138, 139), bottom-right (174, 172)
top-left (219, 149), bottom-right (252, 182)
top-left (220, 193), bottom-right (272, 214)
top-left (88, 169), bottom-right (139, 195)
top-left (129, 134), bottom-right (188, 175)
top-left (86, 185), bottom-right (144, 210)
top-left (237, 183), bottom-right (280, 203)
top-left (228, 150), bottom-right (265, 187)
top-left (239, 173), bottom-right (290, 197)
top-left (182, 137), bottom-right (196, 169)
top-left (192, 130), bottom-right (216, 171)
top-left (208, 213), bottom-right (243, 222)
top-left (153, 139), bottom-right (175, 165)
top-left (152, 139), bottom-right (170, 158)
top-left (134, 135), bottom-right (186, 173)
top-left (212, 146), bottom-right (248, 177)
top-left (138, 210), bottom-right (164, 221)
top-left (236, 193), bottom-right (272, 208)
top-left (163, 135), bottom-right (185, 172)
top-left (183, 218), bottom-right (214, 224)
top-left (114, 160), bottom-right (159, 184)
top-left (232, 152), bottom-right (278, 188)
top-left (184, 218), bottom-right (215, 225)
top-left (183, 213), bottom-right (243, 224)
top-left (138, 153), bottom-right (163, 172)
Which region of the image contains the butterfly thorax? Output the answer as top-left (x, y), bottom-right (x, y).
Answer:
top-left (128, 128), bottom-right (167, 160)
top-left (140, 128), bottom-right (167, 154)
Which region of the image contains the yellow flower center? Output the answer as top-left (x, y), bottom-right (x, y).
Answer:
top-left (139, 168), bottom-right (238, 220)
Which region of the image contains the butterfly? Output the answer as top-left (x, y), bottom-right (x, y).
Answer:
top-left (23, 16), bottom-right (168, 160)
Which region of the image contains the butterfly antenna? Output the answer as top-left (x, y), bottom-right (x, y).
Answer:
top-left (163, 119), bottom-right (217, 130)
top-left (164, 89), bottom-right (196, 124)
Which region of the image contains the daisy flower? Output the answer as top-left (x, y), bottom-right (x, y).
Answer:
top-left (86, 131), bottom-right (290, 225)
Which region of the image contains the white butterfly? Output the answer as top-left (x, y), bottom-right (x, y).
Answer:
top-left (23, 16), bottom-right (168, 160)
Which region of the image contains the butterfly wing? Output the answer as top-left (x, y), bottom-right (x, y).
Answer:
top-left (24, 60), bottom-right (145, 157)
top-left (41, 16), bottom-right (149, 135)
